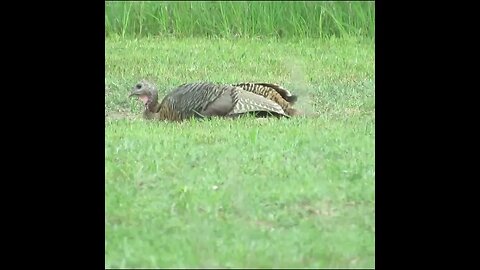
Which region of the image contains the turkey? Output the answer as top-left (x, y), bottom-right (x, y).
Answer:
top-left (128, 80), bottom-right (301, 121)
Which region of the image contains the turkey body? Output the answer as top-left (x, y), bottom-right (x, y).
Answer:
top-left (129, 80), bottom-right (300, 122)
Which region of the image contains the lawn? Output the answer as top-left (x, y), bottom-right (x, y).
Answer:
top-left (105, 36), bottom-right (375, 268)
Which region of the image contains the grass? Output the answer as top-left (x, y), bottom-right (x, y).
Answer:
top-left (105, 1), bottom-right (375, 39)
top-left (105, 36), bottom-right (375, 268)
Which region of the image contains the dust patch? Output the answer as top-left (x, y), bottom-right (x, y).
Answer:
top-left (283, 57), bottom-right (318, 117)
top-left (105, 111), bottom-right (138, 121)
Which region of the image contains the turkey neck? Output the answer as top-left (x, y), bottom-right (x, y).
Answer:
top-left (143, 91), bottom-right (161, 119)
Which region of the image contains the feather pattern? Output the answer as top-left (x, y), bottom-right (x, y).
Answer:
top-left (231, 82), bottom-right (300, 116)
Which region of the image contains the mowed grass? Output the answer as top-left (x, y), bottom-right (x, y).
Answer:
top-left (105, 37), bottom-right (375, 268)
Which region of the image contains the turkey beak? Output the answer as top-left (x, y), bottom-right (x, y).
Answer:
top-left (129, 89), bottom-right (141, 98)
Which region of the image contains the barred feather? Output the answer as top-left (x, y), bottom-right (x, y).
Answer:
top-left (231, 82), bottom-right (300, 116)
top-left (232, 82), bottom-right (297, 103)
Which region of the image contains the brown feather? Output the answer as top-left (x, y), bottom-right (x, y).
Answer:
top-left (231, 82), bottom-right (301, 116)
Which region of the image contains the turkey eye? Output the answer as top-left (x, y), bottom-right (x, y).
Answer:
top-left (136, 84), bottom-right (142, 89)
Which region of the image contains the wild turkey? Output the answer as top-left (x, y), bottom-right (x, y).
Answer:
top-left (128, 80), bottom-right (301, 121)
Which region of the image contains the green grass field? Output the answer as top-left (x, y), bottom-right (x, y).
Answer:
top-left (106, 2), bottom-right (375, 268)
